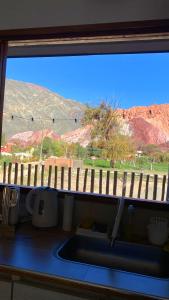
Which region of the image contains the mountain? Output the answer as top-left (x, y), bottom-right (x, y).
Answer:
top-left (61, 104), bottom-right (169, 148)
top-left (118, 104), bottom-right (169, 146)
top-left (3, 79), bottom-right (85, 138)
top-left (61, 125), bottom-right (92, 147)
top-left (8, 129), bottom-right (60, 147)
top-left (3, 79), bottom-right (169, 149)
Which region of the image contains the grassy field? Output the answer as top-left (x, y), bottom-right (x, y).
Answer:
top-left (84, 158), bottom-right (169, 174)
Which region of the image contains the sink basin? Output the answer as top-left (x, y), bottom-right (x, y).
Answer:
top-left (57, 235), bottom-right (169, 278)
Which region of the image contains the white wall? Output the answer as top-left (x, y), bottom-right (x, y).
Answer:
top-left (0, 0), bottom-right (169, 30)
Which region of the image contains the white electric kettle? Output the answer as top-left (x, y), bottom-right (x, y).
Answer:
top-left (26, 187), bottom-right (58, 228)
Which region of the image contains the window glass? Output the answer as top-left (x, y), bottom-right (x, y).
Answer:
top-left (1, 54), bottom-right (169, 200)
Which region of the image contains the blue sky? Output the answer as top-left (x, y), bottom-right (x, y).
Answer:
top-left (6, 53), bottom-right (169, 109)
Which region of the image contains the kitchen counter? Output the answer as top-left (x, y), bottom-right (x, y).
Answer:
top-left (0, 224), bottom-right (169, 300)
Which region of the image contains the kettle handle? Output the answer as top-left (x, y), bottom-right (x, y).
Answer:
top-left (26, 189), bottom-right (35, 215)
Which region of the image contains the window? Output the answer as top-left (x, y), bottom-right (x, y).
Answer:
top-left (0, 29), bottom-right (169, 201)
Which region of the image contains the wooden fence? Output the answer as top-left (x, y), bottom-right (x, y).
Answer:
top-left (1, 162), bottom-right (169, 201)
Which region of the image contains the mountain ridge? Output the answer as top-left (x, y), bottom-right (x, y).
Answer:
top-left (118, 104), bottom-right (169, 145)
top-left (2, 79), bottom-right (169, 148)
top-left (3, 79), bottom-right (85, 138)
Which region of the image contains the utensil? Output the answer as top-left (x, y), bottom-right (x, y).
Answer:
top-left (8, 187), bottom-right (20, 225)
top-left (2, 186), bottom-right (10, 225)
top-left (1, 186), bottom-right (20, 225)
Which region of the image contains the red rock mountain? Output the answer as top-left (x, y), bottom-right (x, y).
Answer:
top-left (8, 129), bottom-right (60, 147)
top-left (118, 104), bottom-right (169, 146)
top-left (61, 125), bottom-right (92, 147)
top-left (62, 104), bottom-right (169, 147)
top-left (6, 104), bottom-right (169, 149)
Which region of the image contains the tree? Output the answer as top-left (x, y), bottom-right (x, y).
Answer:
top-left (102, 134), bottom-right (135, 167)
top-left (66, 143), bottom-right (86, 159)
top-left (11, 144), bottom-right (31, 153)
top-left (54, 141), bottom-right (66, 157)
top-left (41, 137), bottom-right (54, 156)
top-left (82, 102), bottom-right (135, 167)
top-left (33, 138), bottom-right (66, 159)
top-left (82, 101), bottom-right (120, 141)
top-left (86, 146), bottom-right (102, 158)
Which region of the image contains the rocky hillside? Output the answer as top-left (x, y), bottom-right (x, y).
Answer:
top-left (3, 79), bottom-right (169, 148)
top-left (3, 79), bottom-right (85, 138)
top-left (61, 125), bottom-right (92, 147)
top-left (118, 104), bottom-right (169, 145)
top-left (61, 104), bottom-right (169, 147)
top-left (9, 129), bottom-right (60, 147)
top-left (7, 103), bottom-right (169, 149)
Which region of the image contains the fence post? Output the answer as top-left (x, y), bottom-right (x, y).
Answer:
top-left (34, 164), bottom-right (38, 187)
top-left (106, 170), bottom-right (110, 195)
top-left (113, 171), bottom-right (118, 196)
top-left (90, 169), bottom-right (95, 193)
top-left (99, 169), bottom-right (103, 194)
top-left (137, 173), bottom-right (143, 198)
top-left (61, 167), bottom-right (64, 189)
top-left (145, 174), bottom-right (150, 200)
top-left (27, 164), bottom-right (31, 186)
top-left (83, 168), bottom-right (88, 192)
top-left (40, 164), bottom-right (44, 186)
top-left (8, 162), bottom-right (12, 184)
top-left (3, 161), bottom-right (6, 183)
top-left (161, 175), bottom-right (166, 201)
top-left (122, 171), bottom-right (127, 197)
top-left (48, 165), bottom-right (52, 187)
top-left (76, 168), bottom-right (80, 191)
top-left (129, 172), bottom-right (135, 198)
top-left (20, 164), bottom-right (24, 185)
top-left (166, 167), bottom-right (169, 201)
top-left (68, 167), bottom-right (72, 190)
top-left (153, 174), bottom-right (158, 200)
top-left (54, 166), bottom-right (58, 189)
top-left (14, 163), bottom-right (18, 185)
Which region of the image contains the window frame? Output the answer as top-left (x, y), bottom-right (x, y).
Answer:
top-left (0, 19), bottom-right (169, 202)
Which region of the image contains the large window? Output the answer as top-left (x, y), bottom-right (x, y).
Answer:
top-left (0, 37), bottom-right (169, 201)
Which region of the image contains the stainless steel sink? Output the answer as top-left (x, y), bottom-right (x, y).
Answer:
top-left (57, 235), bottom-right (169, 278)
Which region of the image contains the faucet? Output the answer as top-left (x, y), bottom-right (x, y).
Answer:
top-left (110, 197), bottom-right (125, 247)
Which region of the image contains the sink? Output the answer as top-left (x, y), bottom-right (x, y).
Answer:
top-left (57, 235), bottom-right (169, 278)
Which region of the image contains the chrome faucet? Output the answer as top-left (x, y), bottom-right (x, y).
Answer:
top-left (110, 197), bottom-right (125, 247)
